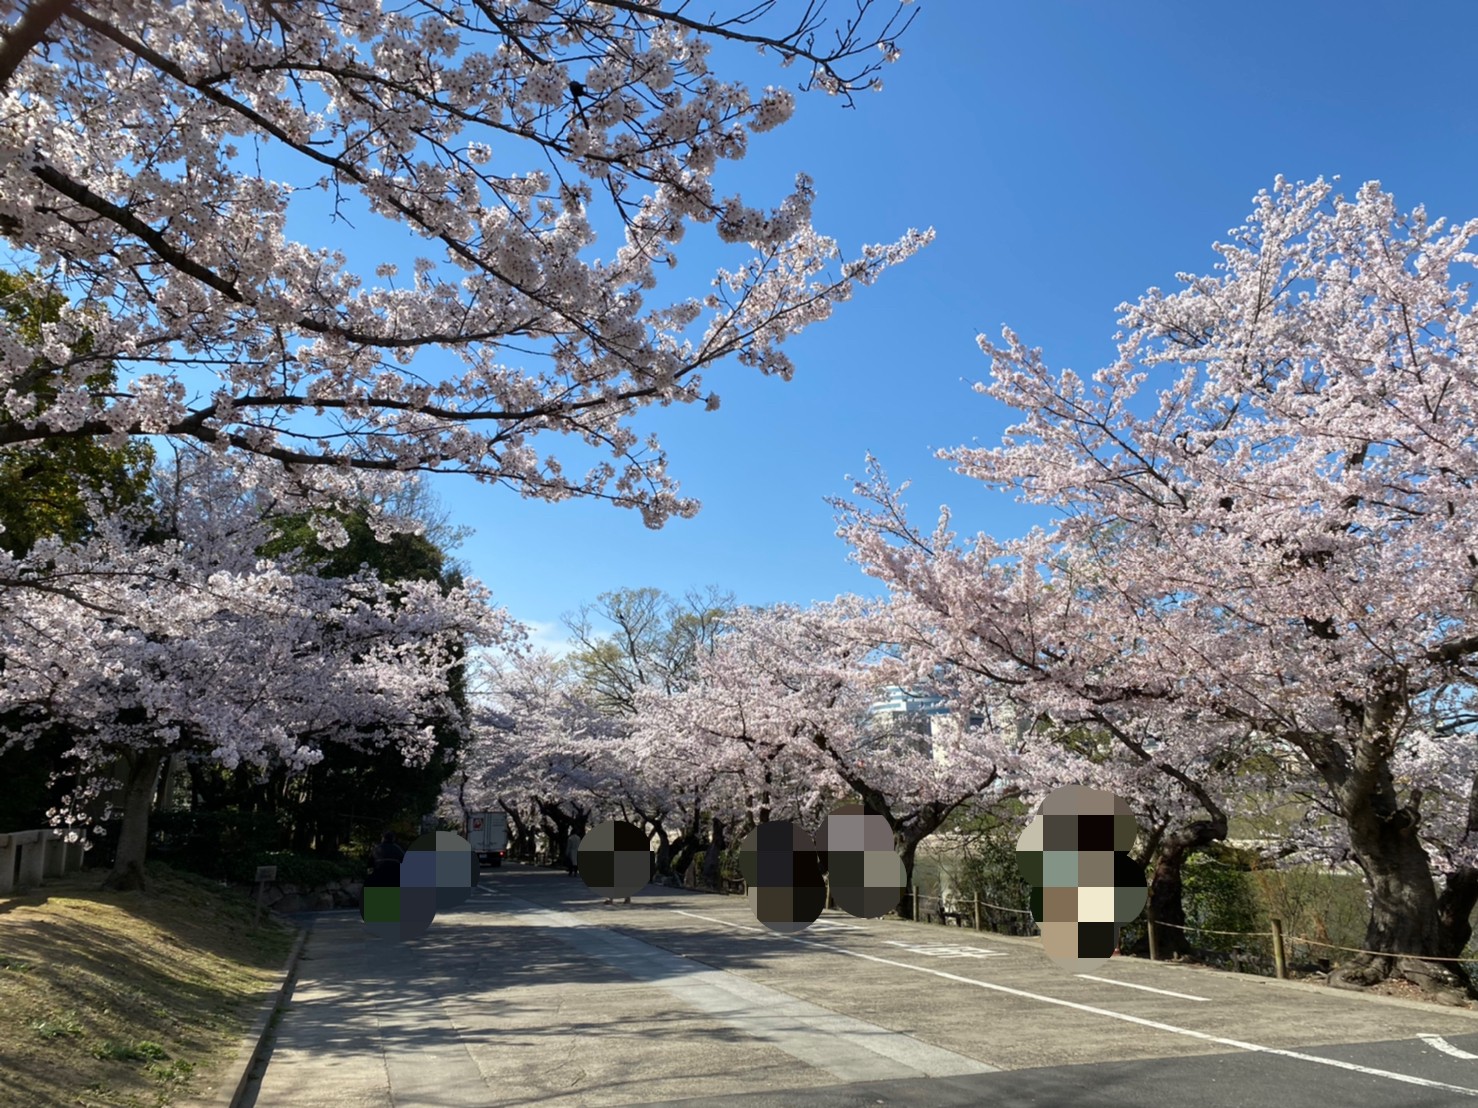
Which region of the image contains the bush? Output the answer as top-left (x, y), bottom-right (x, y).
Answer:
top-left (151, 811), bottom-right (365, 886)
top-left (948, 811), bottom-right (1037, 936)
top-left (151, 809), bottom-right (286, 882)
top-left (1247, 863), bottom-right (1369, 968)
top-left (1182, 856), bottom-right (1265, 960)
top-left (246, 851), bottom-right (363, 888)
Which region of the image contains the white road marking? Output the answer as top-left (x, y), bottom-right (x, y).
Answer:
top-left (883, 940), bottom-right (1008, 960)
top-left (672, 907), bottom-right (1478, 1098)
top-left (673, 908), bottom-right (767, 932)
top-left (1420, 1034), bottom-right (1478, 1060)
top-left (1075, 974), bottom-right (1210, 1002)
top-left (506, 900), bottom-right (995, 1079)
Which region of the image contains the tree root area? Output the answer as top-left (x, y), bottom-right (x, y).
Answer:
top-left (1327, 955), bottom-right (1476, 1007)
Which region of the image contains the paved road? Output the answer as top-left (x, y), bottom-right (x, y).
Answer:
top-left (246, 865), bottom-right (1478, 1107)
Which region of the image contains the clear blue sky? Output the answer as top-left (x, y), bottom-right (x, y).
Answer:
top-left (117, 2), bottom-right (1478, 651)
top-left (452, 0), bottom-right (1478, 652)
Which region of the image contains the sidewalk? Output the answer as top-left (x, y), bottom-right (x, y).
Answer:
top-left (242, 907), bottom-right (503, 1107)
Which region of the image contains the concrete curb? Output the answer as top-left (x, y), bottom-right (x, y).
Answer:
top-left (213, 922), bottom-right (312, 1108)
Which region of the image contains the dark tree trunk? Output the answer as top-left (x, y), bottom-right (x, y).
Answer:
top-left (103, 748), bottom-right (166, 892)
top-left (670, 835), bottom-right (704, 885)
top-left (1123, 818), bottom-right (1225, 960)
top-left (653, 822), bottom-right (672, 877)
top-left (1438, 867), bottom-right (1478, 956)
top-left (502, 804), bottom-right (533, 860)
top-left (897, 837), bottom-right (921, 920)
top-left (1328, 784), bottom-right (1474, 1001)
top-left (701, 817), bottom-right (726, 889)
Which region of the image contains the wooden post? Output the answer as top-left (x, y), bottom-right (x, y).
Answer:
top-left (1145, 902), bottom-right (1160, 962)
top-left (1270, 917), bottom-right (1287, 980)
top-left (911, 884), bottom-right (918, 921)
top-left (973, 891), bottom-right (981, 932)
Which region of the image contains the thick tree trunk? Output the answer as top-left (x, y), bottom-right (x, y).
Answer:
top-left (502, 805), bottom-right (533, 860)
top-left (1329, 799), bottom-right (1474, 1002)
top-left (897, 837), bottom-right (921, 920)
top-left (1124, 818), bottom-right (1225, 960)
top-left (1438, 868), bottom-right (1478, 957)
top-left (701, 817), bottom-right (726, 889)
top-left (653, 822), bottom-right (673, 877)
top-left (670, 836), bottom-right (703, 885)
top-left (103, 748), bottom-right (166, 892)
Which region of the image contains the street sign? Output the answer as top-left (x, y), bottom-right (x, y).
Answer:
top-left (254, 865), bottom-right (277, 882)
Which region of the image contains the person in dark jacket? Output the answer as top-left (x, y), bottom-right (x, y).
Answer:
top-left (369, 831), bottom-right (404, 884)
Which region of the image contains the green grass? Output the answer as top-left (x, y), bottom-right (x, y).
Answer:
top-left (0, 860), bottom-right (296, 1107)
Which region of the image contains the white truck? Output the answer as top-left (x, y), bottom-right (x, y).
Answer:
top-left (466, 811), bottom-right (509, 867)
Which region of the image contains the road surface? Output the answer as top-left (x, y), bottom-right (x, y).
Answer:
top-left (245, 865), bottom-right (1478, 1107)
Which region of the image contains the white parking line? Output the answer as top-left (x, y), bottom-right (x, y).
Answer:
top-left (508, 899), bottom-right (996, 1079)
top-left (670, 907), bottom-right (1478, 1097)
top-left (1421, 1034), bottom-right (1478, 1060)
top-left (674, 908), bottom-right (767, 932)
top-left (1076, 974), bottom-right (1210, 1001)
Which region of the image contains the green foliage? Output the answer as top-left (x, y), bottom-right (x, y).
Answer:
top-left (258, 507), bottom-right (445, 583)
top-left (247, 851), bottom-right (363, 888)
top-left (146, 1057), bottom-right (195, 1085)
top-left (0, 270), bottom-right (153, 558)
top-left (152, 809), bottom-right (287, 882)
top-left (30, 1015), bottom-right (84, 1039)
top-left (91, 1040), bottom-right (168, 1063)
top-left (942, 804), bottom-right (1037, 936)
top-left (0, 271), bottom-right (155, 834)
top-left (1247, 864), bottom-right (1370, 966)
top-left (1182, 857), bottom-right (1264, 957)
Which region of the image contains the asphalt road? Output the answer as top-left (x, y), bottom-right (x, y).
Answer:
top-left (245, 865), bottom-right (1478, 1107)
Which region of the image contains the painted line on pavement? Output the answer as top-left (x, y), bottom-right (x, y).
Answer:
top-left (674, 906), bottom-right (1478, 1098)
top-left (673, 908), bottom-right (768, 932)
top-left (1421, 1034), bottom-right (1478, 1060)
top-left (501, 898), bottom-right (996, 1081)
top-left (1075, 974), bottom-right (1210, 1001)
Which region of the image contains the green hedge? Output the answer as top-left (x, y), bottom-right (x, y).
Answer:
top-left (152, 810), bottom-right (363, 886)
top-left (245, 851), bottom-right (364, 888)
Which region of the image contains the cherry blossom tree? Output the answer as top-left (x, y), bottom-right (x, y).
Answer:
top-left (632, 597), bottom-right (1029, 910)
top-left (0, 0), bottom-right (928, 530)
top-left (462, 646), bottom-right (637, 864)
top-left (835, 177), bottom-right (1478, 997)
top-left (0, 448), bottom-right (520, 889)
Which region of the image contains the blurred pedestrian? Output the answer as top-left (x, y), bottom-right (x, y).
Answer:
top-left (565, 830), bottom-right (582, 876)
top-left (369, 830), bottom-right (404, 884)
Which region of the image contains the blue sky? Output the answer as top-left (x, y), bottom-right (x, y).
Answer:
top-left (451, 0), bottom-right (1478, 652)
top-left (55, 2), bottom-right (1478, 653)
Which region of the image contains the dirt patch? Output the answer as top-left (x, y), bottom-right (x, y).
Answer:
top-left (0, 862), bottom-right (296, 1107)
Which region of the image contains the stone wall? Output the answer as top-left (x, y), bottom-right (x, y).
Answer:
top-left (254, 876), bottom-right (364, 913)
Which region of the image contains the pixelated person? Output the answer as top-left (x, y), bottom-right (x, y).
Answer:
top-left (578, 819), bottom-right (649, 904)
top-left (1015, 785), bottom-right (1147, 973)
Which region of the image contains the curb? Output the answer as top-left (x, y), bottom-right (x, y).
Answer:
top-left (213, 921), bottom-right (312, 1108)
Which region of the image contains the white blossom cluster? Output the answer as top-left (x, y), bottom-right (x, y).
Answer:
top-left (834, 179), bottom-right (1478, 958)
top-left (0, 0), bottom-right (922, 527)
top-left (0, 451), bottom-right (525, 828)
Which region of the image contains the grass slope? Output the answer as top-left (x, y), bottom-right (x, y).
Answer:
top-left (0, 861), bottom-right (296, 1108)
